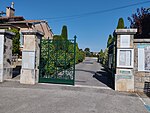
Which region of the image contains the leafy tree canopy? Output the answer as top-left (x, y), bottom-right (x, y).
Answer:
top-left (128, 7), bottom-right (150, 37)
top-left (84, 48), bottom-right (90, 52)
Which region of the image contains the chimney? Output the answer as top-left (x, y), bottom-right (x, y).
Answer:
top-left (6, 2), bottom-right (15, 17)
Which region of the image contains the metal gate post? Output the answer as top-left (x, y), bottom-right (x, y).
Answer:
top-left (73, 35), bottom-right (77, 85)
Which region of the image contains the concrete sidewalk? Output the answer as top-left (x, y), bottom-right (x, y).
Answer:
top-left (0, 81), bottom-right (149, 113)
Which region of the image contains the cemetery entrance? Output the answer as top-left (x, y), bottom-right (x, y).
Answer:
top-left (39, 38), bottom-right (76, 85)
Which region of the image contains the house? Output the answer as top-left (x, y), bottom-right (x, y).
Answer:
top-left (8, 20), bottom-right (53, 39)
top-left (0, 2), bottom-right (53, 39)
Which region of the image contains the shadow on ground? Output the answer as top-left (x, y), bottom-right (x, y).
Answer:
top-left (75, 68), bottom-right (114, 89)
top-left (93, 70), bottom-right (115, 89)
top-left (12, 66), bottom-right (21, 78)
top-left (75, 69), bottom-right (95, 74)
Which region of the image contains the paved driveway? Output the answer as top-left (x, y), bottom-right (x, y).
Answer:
top-left (75, 57), bottom-right (112, 88)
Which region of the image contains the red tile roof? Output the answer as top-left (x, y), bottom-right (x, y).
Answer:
top-left (8, 20), bottom-right (42, 24)
top-left (0, 16), bottom-right (25, 20)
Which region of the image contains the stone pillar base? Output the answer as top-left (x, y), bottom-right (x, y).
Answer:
top-left (115, 74), bottom-right (134, 92)
top-left (20, 69), bottom-right (36, 84)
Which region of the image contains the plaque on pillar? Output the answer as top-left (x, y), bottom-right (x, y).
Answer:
top-left (120, 35), bottom-right (130, 48)
top-left (22, 51), bottom-right (35, 69)
top-left (117, 49), bottom-right (134, 68)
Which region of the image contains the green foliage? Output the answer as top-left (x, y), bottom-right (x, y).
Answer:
top-left (40, 37), bottom-right (85, 76)
top-left (53, 35), bottom-right (63, 40)
top-left (117, 18), bottom-right (125, 29)
top-left (78, 50), bottom-right (85, 62)
top-left (53, 35), bottom-right (65, 50)
top-left (103, 48), bottom-right (108, 66)
top-left (107, 34), bottom-right (113, 47)
top-left (76, 44), bottom-right (85, 63)
top-left (84, 48), bottom-right (90, 52)
top-left (9, 28), bottom-right (20, 55)
top-left (84, 48), bottom-right (91, 57)
top-left (99, 49), bottom-right (104, 59)
top-left (61, 25), bottom-right (68, 40)
top-left (97, 49), bottom-right (105, 63)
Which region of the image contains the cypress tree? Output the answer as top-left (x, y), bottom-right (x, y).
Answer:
top-left (107, 34), bottom-right (113, 47)
top-left (117, 18), bottom-right (125, 29)
top-left (61, 25), bottom-right (68, 40)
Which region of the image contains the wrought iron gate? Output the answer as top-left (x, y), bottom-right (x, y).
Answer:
top-left (39, 37), bottom-right (76, 85)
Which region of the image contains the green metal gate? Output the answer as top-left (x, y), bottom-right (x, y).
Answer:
top-left (39, 37), bottom-right (76, 85)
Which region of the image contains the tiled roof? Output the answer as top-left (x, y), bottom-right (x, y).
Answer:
top-left (0, 16), bottom-right (25, 20)
top-left (8, 20), bottom-right (42, 24)
top-left (0, 23), bottom-right (19, 29)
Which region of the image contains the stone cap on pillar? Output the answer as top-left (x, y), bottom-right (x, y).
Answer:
top-left (115, 29), bottom-right (137, 35)
top-left (0, 29), bottom-right (15, 36)
top-left (21, 30), bottom-right (44, 36)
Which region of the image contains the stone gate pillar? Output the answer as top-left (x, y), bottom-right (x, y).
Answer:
top-left (115, 29), bottom-right (137, 92)
top-left (0, 30), bottom-right (15, 82)
top-left (20, 30), bottom-right (44, 84)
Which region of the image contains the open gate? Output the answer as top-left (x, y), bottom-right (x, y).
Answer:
top-left (39, 37), bottom-right (76, 85)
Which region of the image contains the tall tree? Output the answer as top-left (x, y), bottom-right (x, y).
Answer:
top-left (107, 34), bottom-right (113, 47)
top-left (61, 25), bottom-right (68, 40)
top-left (99, 49), bottom-right (104, 58)
top-left (103, 48), bottom-right (108, 66)
top-left (84, 48), bottom-right (90, 52)
top-left (117, 18), bottom-right (125, 29)
top-left (84, 48), bottom-right (90, 57)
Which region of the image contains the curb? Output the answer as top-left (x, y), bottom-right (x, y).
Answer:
top-left (136, 93), bottom-right (150, 112)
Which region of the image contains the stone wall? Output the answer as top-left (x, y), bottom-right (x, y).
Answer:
top-left (0, 30), bottom-right (14, 82)
top-left (134, 39), bottom-right (150, 92)
top-left (115, 29), bottom-right (137, 92)
top-left (3, 34), bottom-right (13, 79)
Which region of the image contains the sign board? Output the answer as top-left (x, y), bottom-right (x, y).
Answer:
top-left (120, 35), bottom-right (130, 48)
top-left (116, 74), bottom-right (133, 80)
top-left (119, 69), bottom-right (132, 75)
top-left (138, 45), bottom-right (150, 71)
top-left (117, 49), bottom-right (134, 68)
top-left (22, 51), bottom-right (35, 69)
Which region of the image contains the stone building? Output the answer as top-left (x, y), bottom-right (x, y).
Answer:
top-left (113, 29), bottom-right (150, 93)
top-left (0, 2), bottom-right (53, 45)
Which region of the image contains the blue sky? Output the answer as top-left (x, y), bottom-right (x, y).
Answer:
top-left (1, 0), bottom-right (150, 52)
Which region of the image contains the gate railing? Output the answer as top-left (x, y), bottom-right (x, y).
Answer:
top-left (39, 36), bottom-right (76, 85)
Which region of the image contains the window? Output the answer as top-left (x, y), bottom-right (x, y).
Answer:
top-left (117, 49), bottom-right (134, 68)
top-left (19, 32), bottom-right (24, 47)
